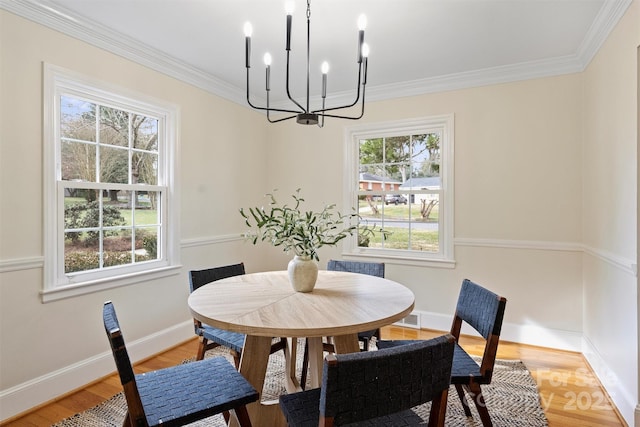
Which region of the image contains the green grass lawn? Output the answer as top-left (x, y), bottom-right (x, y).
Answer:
top-left (362, 226), bottom-right (439, 252)
top-left (65, 197), bottom-right (158, 226)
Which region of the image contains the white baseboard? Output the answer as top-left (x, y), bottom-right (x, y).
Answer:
top-left (416, 310), bottom-right (583, 352)
top-left (582, 336), bottom-right (637, 426)
top-left (0, 320), bottom-right (193, 422)
top-left (1, 314), bottom-right (633, 424)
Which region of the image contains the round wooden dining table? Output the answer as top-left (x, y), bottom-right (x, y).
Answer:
top-left (187, 269), bottom-right (415, 427)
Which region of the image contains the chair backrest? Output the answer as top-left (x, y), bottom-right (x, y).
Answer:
top-left (450, 279), bottom-right (507, 381)
top-left (189, 262), bottom-right (246, 292)
top-left (103, 301), bottom-right (146, 425)
top-left (319, 334), bottom-right (455, 425)
top-left (327, 259), bottom-right (384, 278)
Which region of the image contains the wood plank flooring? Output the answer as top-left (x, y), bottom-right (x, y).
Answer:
top-left (1, 326), bottom-right (627, 426)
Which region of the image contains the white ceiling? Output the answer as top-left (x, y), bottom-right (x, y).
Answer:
top-left (3, 0), bottom-right (632, 108)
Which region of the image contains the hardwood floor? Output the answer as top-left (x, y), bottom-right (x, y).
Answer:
top-left (1, 326), bottom-right (627, 426)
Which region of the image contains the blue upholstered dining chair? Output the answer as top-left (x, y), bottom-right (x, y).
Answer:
top-left (280, 334), bottom-right (455, 427)
top-left (378, 279), bottom-right (507, 427)
top-left (189, 263), bottom-right (287, 368)
top-left (103, 301), bottom-right (258, 427)
top-left (299, 259), bottom-right (385, 389)
top-left (327, 259), bottom-right (385, 350)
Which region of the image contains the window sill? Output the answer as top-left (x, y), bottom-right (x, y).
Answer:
top-left (41, 264), bottom-right (182, 303)
top-left (341, 251), bottom-right (456, 269)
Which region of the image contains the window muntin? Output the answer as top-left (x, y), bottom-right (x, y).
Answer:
top-left (346, 116), bottom-right (454, 265)
top-left (60, 97), bottom-right (162, 276)
top-left (44, 65), bottom-right (179, 300)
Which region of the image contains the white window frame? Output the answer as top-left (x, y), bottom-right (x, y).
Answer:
top-left (343, 115), bottom-right (455, 268)
top-left (43, 64), bottom-right (181, 302)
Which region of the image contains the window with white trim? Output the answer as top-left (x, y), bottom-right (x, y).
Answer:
top-left (344, 116), bottom-right (454, 266)
top-left (43, 65), bottom-right (180, 301)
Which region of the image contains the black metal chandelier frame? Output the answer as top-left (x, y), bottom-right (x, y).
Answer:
top-left (244, 0), bottom-right (368, 127)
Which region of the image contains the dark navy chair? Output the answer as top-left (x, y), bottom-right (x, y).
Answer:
top-left (327, 259), bottom-right (385, 350)
top-left (103, 301), bottom-right (258, 427)
top-left (300, 259), bottom-right (385, 389)
top-left (280, 334), bottom-right (455, 427)
top-left (378, 279), bottom-right (507, 427)
top-left (189, 263), bottom-right (287, 367)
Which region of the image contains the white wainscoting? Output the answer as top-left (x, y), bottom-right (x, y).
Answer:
top-left (0, 320), bottom-right (193, 421)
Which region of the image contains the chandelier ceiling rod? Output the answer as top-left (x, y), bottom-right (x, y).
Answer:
top-left (244, 0), bottom-right (369, 127)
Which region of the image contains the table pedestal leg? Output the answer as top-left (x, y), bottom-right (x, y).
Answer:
top-left (332, 333), bottom-right (360, 354)
top-left (284, 338), bottom-right (301, 392)
top-left (306, 337), bottom-right (325, 389)
top-left (230, 335), bottom-right (286, 427)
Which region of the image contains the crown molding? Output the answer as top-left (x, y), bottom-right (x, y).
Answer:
top-left (0, 0), bottom-right (246, 106)
top-left (1, 0), bottom-right (631, 107)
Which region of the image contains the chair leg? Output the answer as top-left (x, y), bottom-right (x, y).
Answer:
top-left (300, 341), bottom-right (309, 390)
top-left (196, 337), bottom-right (208, 360)
top-left (468, 383), bottom-right (492, 427)
top-left (231, 405), bottom-right (253, 427)
top-left (455, 384), bottom-right (472, 417)
top-left (427, 388), bottom-right (448, 427)
top-left (361, 337), bottom-right (369, 351)
top-left (231, 349), bottom-right (241, 370)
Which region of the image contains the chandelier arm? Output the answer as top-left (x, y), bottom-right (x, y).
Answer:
top-left (285, 50), bottom-right (307, 113)
top-left (246, 69), bottom-right (304, 114)
top-left (316, 97), bottom-right (326, 128)
top-left (267, 113), bottom-right (299, 123)
top-left (311, 62), bottom-right (365, 114)
top-left (318, 87), bottom-right (366, 120)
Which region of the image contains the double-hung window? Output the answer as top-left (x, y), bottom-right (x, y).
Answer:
top-left (43, 64), bottom-right (180, 301)
top-left (344, 115), bottom-right (454, 266)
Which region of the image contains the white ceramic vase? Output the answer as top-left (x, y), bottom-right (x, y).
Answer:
top-left (287, 255), bottom-right (319, 292)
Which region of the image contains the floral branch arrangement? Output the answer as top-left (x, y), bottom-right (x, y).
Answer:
top-left (239, 189), bottom-right (357, 261)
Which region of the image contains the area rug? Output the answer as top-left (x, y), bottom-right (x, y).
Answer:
top-left (54, 340), bottom-right (548, 426)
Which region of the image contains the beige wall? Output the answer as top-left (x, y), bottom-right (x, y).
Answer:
top-left (266, 74), bottom-right (585, 336)
top-left (0, 10), bottom-right (269, 419)
top-left (582, 0), bottom-right (639, 423)
top-left (0, 2), bottom-right (638, 425)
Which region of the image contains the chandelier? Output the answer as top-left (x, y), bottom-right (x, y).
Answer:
top-left (244, 0), bottom-right (369, 127)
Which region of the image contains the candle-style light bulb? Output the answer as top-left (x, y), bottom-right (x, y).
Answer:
top-left (243, 22), bottom-right (253, 37)
top-left (321, 61), bottom-right (329, 98)
top-left (244, 22), bottom-right (252, 68)
top-left (357, 15), bottom-right (366, 63)
top-left (285, 1), bottom-right (294, 15)
top-left (357, 14), bottom-right (367, 31)
top-left (264, 53), bottom-right (272, 91)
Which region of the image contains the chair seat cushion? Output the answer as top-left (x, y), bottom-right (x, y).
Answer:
top-left (200, 324), bottom-right (246, 353)
top-left (377, 340), bottom-right (486, 384)
top-left (451, 343), bottom-right (484, 384)
top-left (136, 356), bottom-right (258, 426)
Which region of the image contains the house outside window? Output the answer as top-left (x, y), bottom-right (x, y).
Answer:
top-left (344, 116), bottom-right (454, 266)
top-left (43, 64), bottom-right (180, 301)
